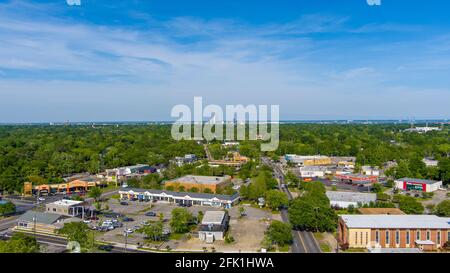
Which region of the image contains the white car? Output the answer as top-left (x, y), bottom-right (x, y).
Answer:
top-left (83, 220), bottom-right (91, 224)
top-left (124, 228), bottom-right (133, 234)
top-left (38, 197), bottom-right (45, 201)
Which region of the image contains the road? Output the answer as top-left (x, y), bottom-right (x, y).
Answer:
top-left (2, 232), bottom-right (148, 253)
top-left (0, 188), bottom-right (119, 233)
top-left (261, 157), bottom-right (321, 253)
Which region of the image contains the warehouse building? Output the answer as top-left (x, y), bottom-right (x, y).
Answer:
top-left (326, 191), bottom-right (377, 209)
top-left (338, 215), bottom-right (450, 251)
top-left (394, 178), bottom-right (444, 193)
top-left (118, 188), bottom-right (240, 208)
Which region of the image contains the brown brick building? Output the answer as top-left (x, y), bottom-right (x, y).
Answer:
top-left (338, 215), bottom-right (450, 251)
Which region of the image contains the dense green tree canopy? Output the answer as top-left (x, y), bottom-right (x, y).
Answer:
top-left (266, 220), bottom-right (292, 246)
top-left (0, 232), bottom-right (39, 253)
top-left (170, 208), bottom-right (194, 234)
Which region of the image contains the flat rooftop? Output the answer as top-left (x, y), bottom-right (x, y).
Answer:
top-left (396, 177), bottom-right (441, 184)
top-left (171, 175), bottom-right (229, 185)
top-left (49, 200), bottom-right (84, 206)
top-left (357, 208), bottom-right (405, 215)
top-left (326, 191), bottom-right (376, 203)
top-left (201, 211), bottom-right (226, 225)
top-left (341, 215), bottom-right (450, 229)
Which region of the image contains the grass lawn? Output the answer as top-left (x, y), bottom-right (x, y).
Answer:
top-left (320, 243), bottom-right (332, 253)
top-left (169, 233), bottom-right (185, 240)
top-left (313, 232), bottom-right (324, 240)
top-left (343, 248), bottom-right (367, 253)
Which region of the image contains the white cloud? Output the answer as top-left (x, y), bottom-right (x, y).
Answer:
top-left (66, 0), bottom-right (81, 6)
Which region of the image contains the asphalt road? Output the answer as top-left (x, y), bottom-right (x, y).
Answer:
top-left (261, 157), bottom-right (321, 253)
top-left (3, 231), bottom-right (147, 253)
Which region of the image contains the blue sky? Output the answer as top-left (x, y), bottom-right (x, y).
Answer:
top-left (1, 0), bottom-right (450, 122)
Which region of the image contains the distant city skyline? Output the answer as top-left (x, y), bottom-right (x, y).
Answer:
top-left (1, 0), bottom-right (450, 122)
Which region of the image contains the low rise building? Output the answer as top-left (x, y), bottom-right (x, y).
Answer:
top-left (394, 178), bottom-right (444, 193)
top-left (164, 175), bottom-right (231, 193)
top-left (119, 188), bottom-right (239, 208)
top-left (361, 166), bottom-right (380, 176)
top-left (335, 174), bottom-right (378, 185)
top-left (299, 166), bottom-right (327, 178)
top-left (357, 208), bottom-right (405, 215)
top-left (45, 200), bottom-right (85, 217)
top-left (423, 158), bottom-right (439, 167)
top-left (16, 211), bottom-right (81, 234)
top-left (326, 191), bottom-right (377, 209)
top-left (338, 215), bottom-right (450, 251)
top-left (285, 154), bottom-right (331, 166)
top-left (198, 211), bottom-right (229, 243)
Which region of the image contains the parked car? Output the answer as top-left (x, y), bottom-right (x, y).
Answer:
top-left (83, 220), bottom-right (91, 224)
top-left (122, 217), bottom-right (134, 222)
top-left (98, 244), bottom-right (114, 252)
top-left (145, 211), bottom-right (156, 217)
top-left (38, 197), bottom-right (45, 201)
top-left (120, 201), bottom-right (129, 206)
top-left (124, 228), bottom-right (133, 234)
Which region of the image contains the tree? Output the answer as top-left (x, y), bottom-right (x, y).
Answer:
top-left (371, 183), bottom-right (383, 193)
top-left (266, 220), bottom-right (292, 246)
top-left (143, 221), bottom-right (164, 241)
top-left (88, 187), bottom-right (102, 202)
top-left (58, 222), bottom-right (95, 252)
top-left (398, 196), bottom-right (424, 214)
top-left (434, 200), bottom-right (450, 217)
top-left (170, 208), bottom-right (194, 234)
top-left (0, 201), bottom-right (16, 216)
top-left (0, 233), bottom-right (39, 253)
top-left (288, 182), bottom-right (337, 232)
top-left (265, 190), bottom-right (289, 210)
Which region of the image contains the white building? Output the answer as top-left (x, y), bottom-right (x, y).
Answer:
top-left (394, 178), bottom-right (444, 193)
top-left (361, 166), bottom-right (380, 176)
top-left (45, 200), bottom-right (85, 217)
top-left (404, 126), bottom-right (442, 133)
top-left (326, 191), bottom-right (377, 209)
top-left (423, 158), bottom-right (439, 167)
top-left (119, 188), bottom-right (240, 208)
top-left (299, 166), bottom-right (326, 178)
top-left (198, 211), bottom-right (229, 243)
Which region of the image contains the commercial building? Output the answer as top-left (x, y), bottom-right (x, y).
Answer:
top-left (164, 175), bottom-right (231, 193)
top-left (299, 166), bottom-right (327, 178)
top-left (284, 155), bottom-right (332, 166)
top-left (16, 211), bottom-right (63, 233)
top-left (119, 188), bottom-right (240, 208)
top-left (361, 166), bottom-right (380, 176)
top-left (23, 177), bottom-right (106, 196)
top-left (338, 215), bottom-right (450, 251)
top-left (335, 174), bottom-right (378, 185)
top-left (198, 211), bottom-right (229, 243)
top-left (326, 191), bottom-right (377, 209)
top-left (171, 154), bottom-right (198, 167)
top-left (45, 200), bottom-right (85, 217)
top-left (394, 178), bottom-right (444, 193)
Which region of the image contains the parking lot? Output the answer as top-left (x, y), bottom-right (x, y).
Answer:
top-left (93, 197), bottom-right (280, 252)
